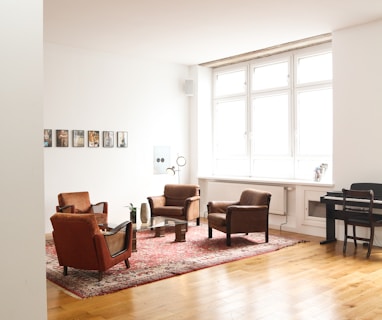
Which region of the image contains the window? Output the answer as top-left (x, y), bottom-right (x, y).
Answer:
top-left (212, 44), bottom-right (332, 181)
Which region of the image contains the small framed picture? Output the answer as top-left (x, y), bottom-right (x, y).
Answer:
top-left (44, 129), bottom-right (52, 147)
top-left (56, 129), bottom-right (69, 147)
top-left (117, 131), bottom-right (128, 148)
top-left (72, 130), bottom-right (85, 147)
top-left (88, 130), bottom-right (100, 147)
top-left (103, 131), bottom-right (114, 148)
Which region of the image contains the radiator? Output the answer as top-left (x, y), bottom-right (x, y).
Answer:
top-left (206, 181), bottom-right (287, 215)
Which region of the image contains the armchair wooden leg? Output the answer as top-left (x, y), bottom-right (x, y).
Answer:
top-left (196, 217), bottom-right (200, 226)
top-left (265, 230), bottom-right (269, 243)
top-left (125, 259), bottom-right (130, 269)
top-left (226, 234), bottom-right (231, 246)
top-left (208, 227), bottom-right (212, 238)
top-left (63, 266), bottom-right (68, 276)
top-left (98, 271), bottom-right (103, 281)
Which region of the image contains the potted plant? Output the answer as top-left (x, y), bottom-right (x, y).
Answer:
top-left (128, 203), bottom-right (137, 223)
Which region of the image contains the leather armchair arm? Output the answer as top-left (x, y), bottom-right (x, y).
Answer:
top-left (184, 195), bottom-right (201, 220)
top-left (102, 220), bottom-right (130, 236)
top-left (92, 201), bottom-right (108, 213)
top-left (147, 195), bottom-right (166, 208)
top-left (184, 195), bottom-right (200, 206)
top-left (207, 201), bottom-right (239, 213)
top-left (56, 204), bottom-right (75, 213)
top-left (99, 221), bottom-right (132, 257)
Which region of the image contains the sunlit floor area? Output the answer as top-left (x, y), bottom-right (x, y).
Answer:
top-left (47, 228), bottom-right (382, 320)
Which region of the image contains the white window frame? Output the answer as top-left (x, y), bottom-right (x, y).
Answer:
top-left (212, 43), bottom-right (332, 181)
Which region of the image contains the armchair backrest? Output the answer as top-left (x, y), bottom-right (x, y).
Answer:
top-left (50, 213), bottom-right (101, 269)
top-left (164, 184), bottom-right (200, 206)
top-left (239, 189), bottom-right (271, 206)
top-left (58, 191), bottom-right (92, 213)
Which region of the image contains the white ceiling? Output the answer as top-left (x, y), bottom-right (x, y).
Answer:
top-left (44, 0), bottom-right (382, 65)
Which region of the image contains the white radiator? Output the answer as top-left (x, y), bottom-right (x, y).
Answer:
top-left (206, 181), bottom-right (287, 215)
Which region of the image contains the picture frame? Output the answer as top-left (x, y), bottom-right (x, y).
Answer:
top-left (88, 130), bottom-right (100, 147)
top-left (103, 131), bottom-right (114, 148)
top-left (56, 129), bottom-right (69, 147)
top-left (44, 129), bottom-right (52, 147)
top-left (117, 131), bottom-right (128, 148)
top-left (72, 130), bottom-right (85, 147)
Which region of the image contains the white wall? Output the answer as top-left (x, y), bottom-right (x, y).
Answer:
top-left (44, 43), bottom-right (190, 231)
top-left (0, 0), bottom-right (47, 319)
top-left (330, 19), bottom-right (382, 243)
top-left (195, 65), bottom-right (213, 177)
top-left (332, 19), bottom-right (382, 189)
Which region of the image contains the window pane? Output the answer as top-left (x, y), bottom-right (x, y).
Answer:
top-left (252, 94), bottom-right (290, 155)
top-left (215, 70), bottom-right (246, 96)
top-left (214, 158), bottom-right (250, 176)
top-left (214, 99), bottom-right (247, 156)
top-left (296, 88), bottom-right (332, 156)
top-left (252, 61), bottom-right (289, 90)
top-left (253, 158), bottom-right (294, 179)
top-left (297, 52), bottom-right (332, 84)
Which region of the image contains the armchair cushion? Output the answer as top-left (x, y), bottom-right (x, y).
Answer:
top-left (153, 206), bottom-right (184, 217)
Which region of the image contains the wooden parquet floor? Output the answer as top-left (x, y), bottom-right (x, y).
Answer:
top-left (47, 228), bottom-right (382, 320)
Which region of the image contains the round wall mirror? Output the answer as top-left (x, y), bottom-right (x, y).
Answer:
top-left (176, 156), bottom-right (186, 167)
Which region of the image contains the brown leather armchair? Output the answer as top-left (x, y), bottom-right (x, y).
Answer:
top-left (147, 184), bottom-right (200, 225)
top-left (207, 189), bottom-right (271, 246)
top-left (50, 213), bottom-right (132, 281)
top-left (56, 191), bottom-right (108, 224)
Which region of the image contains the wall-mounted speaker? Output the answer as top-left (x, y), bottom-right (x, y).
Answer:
top-left (184, 79), bottom-right (194, 96)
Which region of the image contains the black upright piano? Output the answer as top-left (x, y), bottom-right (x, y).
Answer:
top-left (320, 182), bottom-right (382, 244)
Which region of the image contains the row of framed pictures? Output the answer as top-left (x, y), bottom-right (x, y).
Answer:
top-left (43, 129), bottom-right (128, 148)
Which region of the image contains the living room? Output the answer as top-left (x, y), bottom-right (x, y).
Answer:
top-left (3, 1), bottom-right (382, 319)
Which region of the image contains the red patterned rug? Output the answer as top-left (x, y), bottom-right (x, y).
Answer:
top-left (46, 223), bottom-right (303, 299)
